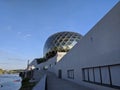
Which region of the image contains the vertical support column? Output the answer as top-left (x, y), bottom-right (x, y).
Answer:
top-left (99, 67), bottom-right (102, 84)
top-left (108, 66), bottom-right (112, 86)
top-left (82, 68), bottom-right (85, 81)
top-left (87, 69), bottom-right (90, 81)
top-left (93, 67), bottom-right (95, 82)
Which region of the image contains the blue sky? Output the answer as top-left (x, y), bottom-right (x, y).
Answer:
top-left (0, 0), bottom-right (119, 70)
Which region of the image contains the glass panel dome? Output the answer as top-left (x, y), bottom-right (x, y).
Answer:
top-left (43, 31), bottom-right (82, 59)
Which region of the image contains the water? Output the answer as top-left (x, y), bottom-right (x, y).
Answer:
top-left (0, 74), bottom-right (21, 90)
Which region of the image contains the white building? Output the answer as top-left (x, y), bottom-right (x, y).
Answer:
top-left (30, 1), bottom-right (120, 90)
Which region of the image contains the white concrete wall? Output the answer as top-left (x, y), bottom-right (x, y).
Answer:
top-left (29, 59), bottom-right (38, 67)
top-left (49, 2), bottom-right (120, 90)
top-left (35, 52), bottom-right (66, 70)
top-left (56, 52), bottom-right (67, 62)
top-left (36, 55), bottom-right (57, 70)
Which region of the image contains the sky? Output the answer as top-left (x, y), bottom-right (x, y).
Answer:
top-left (0, 0), bottom-right (119, 70)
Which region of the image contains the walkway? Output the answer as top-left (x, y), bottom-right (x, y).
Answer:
top-left (46, 72), bottom-right (93, 90)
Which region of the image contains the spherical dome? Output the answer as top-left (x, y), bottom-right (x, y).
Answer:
top-left (43, 31), bottom-right (82, 58)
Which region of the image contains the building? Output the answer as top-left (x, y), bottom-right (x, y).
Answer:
top-left (29, 1), bottom-right (120, 90)
top-left (43, 31), bottom-right (82, 59)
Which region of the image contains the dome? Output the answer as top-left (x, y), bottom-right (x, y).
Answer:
top-left (43, 31), bottom-right (82, 59)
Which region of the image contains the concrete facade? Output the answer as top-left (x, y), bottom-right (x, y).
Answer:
top-left (30, 1), bottom-right (120, 90)
top-left (35, 52), bottom-right (66, 70)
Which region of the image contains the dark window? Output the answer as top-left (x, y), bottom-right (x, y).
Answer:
top-left (67, 69), bottom-right (74, 79)
top-left (90, 37), bottom-right (93, 42)
top-left (82, 64), bottom-right (120, 89)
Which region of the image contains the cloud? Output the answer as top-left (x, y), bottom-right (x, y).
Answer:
top-left (7, 57), bottom-right (25, 61)
top-left (23, 34), bottom-right (32, 40)
top-left (0, 50), bottom-right (24, 62)
top-left (16, 31), bottom-right (32, 40)
top-left (25, 34), bottom-right (31, 37)
top-left (0, 50), bottom-right (26, 70)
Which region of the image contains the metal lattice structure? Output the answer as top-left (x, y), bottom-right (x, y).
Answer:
top-left (43, 31), bottom-right (82, 58)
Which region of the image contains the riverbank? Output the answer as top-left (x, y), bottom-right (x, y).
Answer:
top-left (19, 78), bottom-right (37, 90)
top-left (19, 69), bottom-right (46, 90)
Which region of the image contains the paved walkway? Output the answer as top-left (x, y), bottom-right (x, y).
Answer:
top-left (46, 72), bottom-right (93, 90)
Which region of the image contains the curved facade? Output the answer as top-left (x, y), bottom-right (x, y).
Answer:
top-left (44, 31), bottom-right (82, 58)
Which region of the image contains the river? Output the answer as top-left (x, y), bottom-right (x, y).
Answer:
top-left (0, 74), bottom-right (21, 90)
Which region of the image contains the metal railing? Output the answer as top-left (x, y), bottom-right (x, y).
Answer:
top-left (82, 64), bottom-right (120, 89)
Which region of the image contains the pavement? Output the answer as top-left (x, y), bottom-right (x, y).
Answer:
top-left (46, 72), bottom-right (93, 90)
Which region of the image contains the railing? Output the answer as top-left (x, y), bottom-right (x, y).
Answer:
top-left (82, 64), bottom-right (120, 89)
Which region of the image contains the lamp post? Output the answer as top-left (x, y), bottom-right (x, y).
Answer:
top-left (27, 60), bottom-right (29, 70)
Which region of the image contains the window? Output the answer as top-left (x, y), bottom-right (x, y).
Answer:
top-left (67, 69), bottom-right (74, 79)
top-left (82, 64), bottom-right (120, 89)
top-left (90, 37), bottom-right (93, 42)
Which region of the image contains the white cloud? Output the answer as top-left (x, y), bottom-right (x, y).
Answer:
top-left (0, 50), bottom-right (26, 70)
top-left (25, 34), bottom-right (31, 37)
top-left (16, 32), bottom-right (32, 40)
top-left (23, 34), bottom-right (32, 40)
